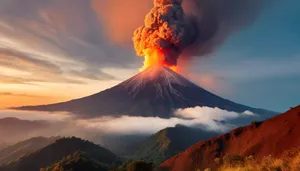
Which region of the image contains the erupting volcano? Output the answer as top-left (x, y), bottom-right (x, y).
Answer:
top-left (16, 66), bottom-right (276, 119)
top-left (15, 0), bottom-right (277, 120)
top-left (133, 0), bottom-right (197, 71)
top-left (140, 49), bottom-right (177, 72)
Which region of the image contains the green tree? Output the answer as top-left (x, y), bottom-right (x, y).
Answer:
top-left (126, 160), bottom-right (153, 171)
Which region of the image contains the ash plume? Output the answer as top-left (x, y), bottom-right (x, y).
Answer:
top-left (133, 0), bottom-right (197, 66)
top-left (182, 0), bottom-right (271, 58)
top-left (133, 0), bottom-right (271, 65)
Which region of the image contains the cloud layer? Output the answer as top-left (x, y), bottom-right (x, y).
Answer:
top-left (0, 106), bottom-right (258, 142)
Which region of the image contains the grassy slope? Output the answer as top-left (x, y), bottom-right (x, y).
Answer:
top-left (0, 137), bottom-right (116, 171)
top-left (217, 149), bottom-right (300, 171)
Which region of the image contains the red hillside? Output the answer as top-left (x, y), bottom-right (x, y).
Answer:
top-left (159, 105), bottom-right (300, 170)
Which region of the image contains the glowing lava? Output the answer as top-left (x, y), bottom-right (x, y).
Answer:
top-left (140, 48), bottom-right (177, 72)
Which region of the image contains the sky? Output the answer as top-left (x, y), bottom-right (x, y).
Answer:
top-left (0, 0), bottom-right (299, 112)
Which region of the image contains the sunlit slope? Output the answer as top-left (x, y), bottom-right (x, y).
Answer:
top-left (159, 106), bottom-right (300, 171)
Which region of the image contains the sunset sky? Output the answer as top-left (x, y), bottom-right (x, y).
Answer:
top-left (0, 0), bottom-right (299, 112)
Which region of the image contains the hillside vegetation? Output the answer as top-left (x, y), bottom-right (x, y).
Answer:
top-left (160, 106), bottom-right (300, 170)
top-left (133, 125), bottom-right (218, 165)
top-left (41, 151), bottom-right (107, 171)
top-left (0, 136), bottom-right (59, 165)
top-left (0, 137), bottom-right (116, 171)
top-left (204, 148), bottom-right (300, 171)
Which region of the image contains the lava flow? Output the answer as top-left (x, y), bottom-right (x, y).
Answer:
top-left (140, 48), bottom-right (177, 72)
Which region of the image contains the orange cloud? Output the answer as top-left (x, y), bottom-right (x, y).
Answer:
top-left (91, 0), bottom-right (152, 44)
top-left (0, 93), bottom-right (68, 109)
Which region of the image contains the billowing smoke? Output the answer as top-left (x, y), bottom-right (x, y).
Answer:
top-left (181, 0), bottom-right (270, 58)
top-left (133, 0), bottom-right (196, 66)
top-left (132, 0), bottom-right (271, 66)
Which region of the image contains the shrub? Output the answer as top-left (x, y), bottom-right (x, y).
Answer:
top-left (214, 158), bottom-right (221, 165)
top-left (223, 154), bottom-right (244, 167)
top-left (218, 151), bottom-right (300, 171)
top-left (126, 160), bottom-right (153, 171)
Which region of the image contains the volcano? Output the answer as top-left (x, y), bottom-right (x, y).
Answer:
top-left (16, 67), bottom-right (276, 118)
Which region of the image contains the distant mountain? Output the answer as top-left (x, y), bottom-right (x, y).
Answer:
top-left (0, 136), bottom-right (60, 165)
top-left (0, 143), bottom-right (5, 151)
top-left (0, 137), bottom-right (117, 171)
top-left (41, 151), bottom-right (107, 171)
top-left (16, 67), bottom-right (276, 119)
top-left (98, 134), bottom-right (149, 156)
top-left (131, 125), bottom-right (219, 165)
top-left (0, 117), bottom-right (50, 144)
top-left (159, 106), bottom-right (300, 171)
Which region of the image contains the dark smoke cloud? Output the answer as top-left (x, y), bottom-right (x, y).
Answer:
top-left (182, 0), bottom-right (272, 58)
top-left (133, 0), bottom-right (272, 65)
top-left (133, 0), bottom-right (197, 66)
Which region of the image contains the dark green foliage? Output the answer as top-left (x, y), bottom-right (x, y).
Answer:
top-left (132, 129), bottom-right (170, 165)
top-left (132, 125), bottom-right (219, 165)
top-left (100, 134), bottom-right (148, 156)
top-left (0, 137), bottom-right (116, 171)
top-left (41, 151), bottom-right (107, 171)
top-left (109, 160), bottom-right (133, 171)
top-left (126, 161), bottom-right (153, 171)
top-left (110, 160), bottom-right (153, 171)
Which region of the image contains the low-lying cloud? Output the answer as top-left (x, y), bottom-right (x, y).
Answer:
top-left (0, 106), bottom-right (259, 144)
top-left (0, 110), bottom-right (70, 122)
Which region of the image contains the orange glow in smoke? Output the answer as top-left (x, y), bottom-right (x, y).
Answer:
top-left (140, 49), bottom-right (177, 72)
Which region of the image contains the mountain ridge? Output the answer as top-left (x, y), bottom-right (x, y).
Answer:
top-left (15, 67), bottom-right (277, 118)
top-left (131, 125), bottom-right (220, 165)
top-left (40, 151), bottom-right (108, 171)
top-left (0, 136), bottom-right (60, 165)
top-left (158, 105), bottom-right (300, 171)
top-left (0, 117), bottom-right (50, 144)
top-left (0, 137), bottom-right (117, 171)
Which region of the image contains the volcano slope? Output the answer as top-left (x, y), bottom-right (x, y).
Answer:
top-left (157, 105), bottom-right (300, 171)
top-left (16, 67), bottom-right (276, 118)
